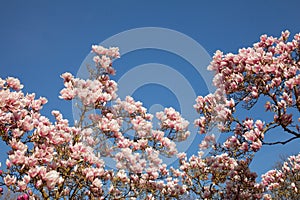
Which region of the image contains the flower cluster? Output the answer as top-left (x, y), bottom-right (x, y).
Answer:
top-left (0, 83), bottom-right (108, 198)
top-left (0, 31), bottom-right (300, 199)
top-left (261, 153), bottom-right (300, 199)
top-left (194, 89), bottom-right (235, 133)
top-left (203, 30), bottom-right (300, 140)
top-left (156, 107), bottom-right (190, 141)
top-left (60, 72), bottom-right (118, 106)
top-left (194, 30), bottom-right (299, 157)
top-left (175, 151), bottom-right (265, 199)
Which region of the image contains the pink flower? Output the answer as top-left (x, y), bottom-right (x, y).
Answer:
top-left (6, 159), bottom-right (11, 168)
top-left (255, 120), bottom-right (264, 131)
top-left (99, 55), bottom-right (111, 69)
top-left (35, 180), bottom-right (42, 188)
top-left (9, 150), bottom-right (26, 165)
top-left (61, 72), bottom-right (74, 82)
top-left (92, 178), bottom-right (103, 188)
top-left (244, 119), bottom-right (254, 129)
top-left (240, 142), bottom-right (249, 152)
top-left (116, 170), bottom-right (128, 182)
top-left (18, 180), bottom-right (27, 191)
top-left (23, 175), bottom-right (30, 184)
top-left (17, 194), bottom-right (29, 200)
top-left (21, 115), bottom-right (34, 131)
top-left (4, 174), bottom-right (17, 186)
top-left (107, 47), bottom-right (120, 58)
top-left (70, 142), bottom-right (88, 159)
top-left (244, 130), bottom-right (257, 142)
top-left (6, 77), bottom-right (23, 90)
top-left (251, 140), bottom-right (262, 151)
top-left (199, 140), bottom-right (209, 149)
top-left (91, 45), bottom-right (107, 55)
top-left (223, 135), bottom-right (240, 149)
top-left (9, 138), bottom-right (28, 152)
top-left (177, 152), bottom-right (186, 160)
top-left (59, 88), bottom-right (75, 100)
top-left (43, 170), bottom-right (61, 189)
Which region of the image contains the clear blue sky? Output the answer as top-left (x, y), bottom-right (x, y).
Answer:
top-left (0, 0), bottom-right (300, 177)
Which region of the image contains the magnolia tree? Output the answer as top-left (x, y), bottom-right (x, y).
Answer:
top-left (0, 31), bottom-right (299, 199)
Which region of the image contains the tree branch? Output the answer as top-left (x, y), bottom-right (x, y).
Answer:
top-left (262, 136), bottom-right (299, 145)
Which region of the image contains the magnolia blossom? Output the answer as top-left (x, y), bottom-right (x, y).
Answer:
top-left (4, 175), bottom-right (17, 186)
top-left (6, 77), bottom-right (23, 90)
top-left (17, 194), bottom-right (29, 200)
top-left (43, 170), bottom-right (63, 189)
top-left (0, 33), bottom-right (299, 199)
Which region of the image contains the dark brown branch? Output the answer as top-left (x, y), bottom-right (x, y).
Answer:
top-left (262, 136), bottom-right (299, 145)
top-left (282, 125), bottom-right (300, 137)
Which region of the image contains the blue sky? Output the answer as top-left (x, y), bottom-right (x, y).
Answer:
top-left (0, 0), bottom-right (300, 177)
